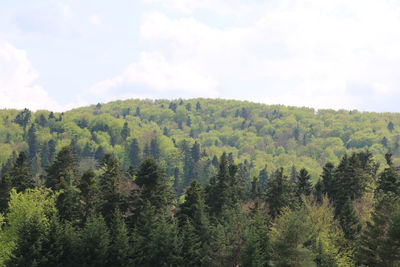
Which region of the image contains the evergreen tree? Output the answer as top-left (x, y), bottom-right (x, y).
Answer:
top-left (78, 215), bottom-right (110, 267)
top-left (128, 138), bottom-right (141, 169)
top-left (13, 108), bottom-right (32, 128)
top-left (107, 210), bottom-right (130, 267)
top-left (290, 165), bottom-right (297, 184)
top-left (296, 168), bottom-right (312, 197)
top-left (134, 158), bottom-right (174, 213)
top-left (78, 169), bottom-right (99, 223)
top-left (266, 168), bottom-right (294, 219)
top-left (358, 193), bottom-right (400, 266)
top-left (121, 122), bottom-right (130, 141)
top-left (258, 166), bottom-right (269, 192)
top-left (377, 153), bottom-right (400, 194)
top-left (191, 142), bottom-right (201, 162)
top-left (338, 198), bottom-right (361, 241)
top-left (45, 146), bottom-right (77, 190)
top-left (98, 154), bottom-right (125, 223)
top-left (27, 123), bottom-right (38, 164)
top-left (135, 106), bottom-right (141, 117)
top-left (388, 121), bottom-right (395, 132)
top-left (150, 138), bottom-right (161, 160)
top-left (241, 206), bottom-right (270, 267)
top-left (5, 217), bottom-right (47, 267)
top-left (321, 162), bottom-right (334, 199)
top-left (206, 153), bottom-right (243, 216)
top-left (9, 152), bottom-right (34, 192)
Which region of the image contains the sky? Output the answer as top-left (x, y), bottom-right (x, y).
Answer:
top-left (1, 0), bottom-right (400, 112)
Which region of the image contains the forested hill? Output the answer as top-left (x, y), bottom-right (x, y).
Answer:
top-left (1, 98), bottom-right (399, 184)
top-left (1, 99), bottom-right (400, 266)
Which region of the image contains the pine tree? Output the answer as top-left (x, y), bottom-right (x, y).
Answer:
top-left (78, 169), bottom-right (100, 223)
top-left (10, 151), bottom-right (34, 192)
top-left (358, 193), bottom-right (400, 266)
top-left (6, 216), bottom-right (47, 266)
top-left (206, 153), bottom-right (243, 216)
top-left (78, 215), bottom-right (110, 267)
top-left (321, 162), bottom-right (334, 199)
top-left (134, 158), bottom-right (174, 213)
top-left (27, 123), bottom-right (38, 165)
top-left (121, 122), bottom-right (130, 141)
top-left (258, 166), bottom-right (269, 192)
top-left (45, 146), bottom-right (77, 190)
top-left (98, 154), bottom-right (125, 223)
top-left (388, 121), bottom-right (395, 132)
top-left (241, 206), bottom-right (270, 267)
top-left (290, 165), bottom-right (297, 184)
top-left (296, 168), bottom-right (312, 197)
top-left (13, 108), bottom-right (31, 128)
top-left (128, 138), bottom-right (141, 169)
top-left (107, 210), bottom-right (130, 267)
top-left (377, 153), bottom-right (400, 194)
top-left (150, 138), bottom-right (161, 160)
top-left (266, 168), bottom-right (294, 219)
top-left (339, 198), bottom-right (361, 241)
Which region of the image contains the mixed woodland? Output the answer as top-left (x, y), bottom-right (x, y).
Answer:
top-left (0, 98), bottom-right (399, 266)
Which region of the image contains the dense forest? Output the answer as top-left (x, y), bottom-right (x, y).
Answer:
top-left (0, 99), bottom-right (399, 266)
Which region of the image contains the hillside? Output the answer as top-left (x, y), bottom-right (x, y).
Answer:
top-left (1, 98), bottom-right (400, 266)
top-left (0, 98), bottom-right (399, 185)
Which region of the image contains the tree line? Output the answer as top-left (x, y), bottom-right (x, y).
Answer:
top-left (0, 145), bottom-right (399, 266)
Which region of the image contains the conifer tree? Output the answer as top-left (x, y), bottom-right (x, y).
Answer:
top-left (377, 153), bottom-right (400, 194)
top-left (134, 158), bottom-right (174, 213)
top-left (98, 154), bottom-right (125, 223)
top-left (296, 168), bottom-right (312, 197)
top-left (9, 152), bottom-right (34, 192)
top-left (107, 210), bottom-right (130, 267)
top-left (128, 138), bottom-right (141, 169)
top-left (78, 169), bottom-right (99, 223)
top-left (258, 166), bottom-right (269, 192)
top-left (78, 215), bottom-right (110, 267)
top-left (338, 198), bottom-right (361, 241)
top-left (120, 122), bottom-right (130, 141)
top-left (206, 153), bottom-right (243, 216)
top-left (27, 123), bottom-right (38, 164)
top-left (266, 168), bottom-right (294, 218)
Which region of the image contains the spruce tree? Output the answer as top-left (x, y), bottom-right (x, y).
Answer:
top-left (134, 158), bottom-right (174, 213)
top-left (107, 210), bottom-right (130, 267)
top-left (377, 153), bottom-right (400, 194)
top-left (78, 215), bottom-right (110, 267)
top-left (10, 151), bottom-right (34, 192)
top-left (266, 168), bottom-right (294, 219)
top-left (296, 168), bottom-right (312, 197)
top-left (338, 198), bottom-right (361, 241)
top-left (27, 123), bottom-right (38, 165)
top-left (120, 122), bottom-right (130, 141)
top-left (258, 166), bottom-right (269, 192)
top-left (98, 154), bottom-right (125, 223)
top-left (78, 169), bottom-right (100, 223)
top-left (128, 138), bottom-right (141, 169)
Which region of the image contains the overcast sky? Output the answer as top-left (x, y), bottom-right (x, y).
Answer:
top-left (1, 0), bottom-right (400, 112)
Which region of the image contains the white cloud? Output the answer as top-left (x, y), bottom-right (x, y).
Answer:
top-left (89, 14), bottom-right (102, 25)
top-left (89, 51), bottom-right (218, 102)
top-left (0, 42), bottom-right (62, 111)
top-left (88, 0), bottom-right (400, 110)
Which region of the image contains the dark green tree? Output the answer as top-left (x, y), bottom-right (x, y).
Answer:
top-left (107, 209), bottom-right (130, 267)
top-left (296, 168), bottom-right (312, 197)
top-left (266, 168), bottom-right (294, 219)
top-left (128, 138), bottom-right (141, 169)
top-left (78, 215), bottom-right (110, 267)
top-left (121, 122), bottom-right (130, 141)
